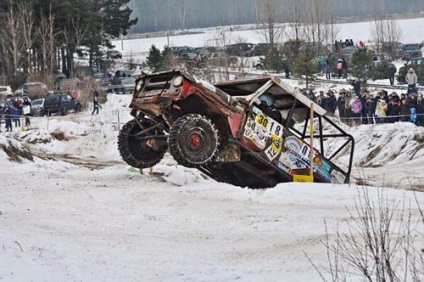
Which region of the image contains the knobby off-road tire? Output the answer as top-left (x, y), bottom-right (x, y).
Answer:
top-left (118, 119), bottom-right (166, 169)
top-left (168, 114), bottom-right (219, 167)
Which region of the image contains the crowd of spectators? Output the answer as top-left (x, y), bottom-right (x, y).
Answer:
top-left (302, 87), bottom-right (424, 126)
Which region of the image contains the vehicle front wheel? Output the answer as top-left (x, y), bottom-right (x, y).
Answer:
top-left (168, 114), bottom-right (219, 167)
top-left (75, 104), bottom-right (82, 112)
top-left (118, 119), bottom-right (167, 169)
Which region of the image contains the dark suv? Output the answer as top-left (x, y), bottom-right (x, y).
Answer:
top-left (118, 70), bottom-right (355, 188)
top-left (402, 43), bottom-right (423, 60)
top-left (44, 93), bottom-right (82, 116)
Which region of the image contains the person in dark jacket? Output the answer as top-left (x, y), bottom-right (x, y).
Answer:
top-left (366, 94), bottom-right (376, 124)
top-left (416, 93), bottom-right (424, 126)
top-left (325, 60), bottom-right (331, 79)
top-left (342, 57), bottom-right (348, 79)
top-left (92, 95), bottom-right (102, 115)
top-left (4, 104), bottom-right (13, 131)
top-left (325, 90), bottom-right (337, 116)
top-left (350, 79), bottom-right (361, 96)
top-left (337, 92), bottom-right (345, 119)
top-left (400, 99), bottom-right (410, 122)
top-left (388, 93), bottom-right (400, 123)
top-left (282, 60), bottom-right (290, 79)
top-left (388, 63), bottom-right (397, 86)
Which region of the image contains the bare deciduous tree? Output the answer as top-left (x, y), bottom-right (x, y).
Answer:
top-left (38, 9), bottom-right (56, 74)
top-left (307, 188), bottom-right (424, 282)
top-left (371, 0), bottom-right (403, 52)
top-left (0, 1), bottom-right (25, 75)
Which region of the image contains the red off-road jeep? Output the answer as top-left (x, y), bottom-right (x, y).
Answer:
top-left (118, 70), bottom-right (354, 188)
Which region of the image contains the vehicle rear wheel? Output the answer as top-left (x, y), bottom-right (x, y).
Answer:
top-left (118, 119), bottom-right (167, 169)
top-left (61, 106), bottom-right (68, 116)
top-left (168, 114), bottom-right (219, 167)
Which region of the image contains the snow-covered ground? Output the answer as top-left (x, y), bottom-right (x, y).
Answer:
top-left (1, 17), bottom-right (424, 282)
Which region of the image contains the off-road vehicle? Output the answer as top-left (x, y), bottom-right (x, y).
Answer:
top-left (118, 70), bottom-right (355, 188)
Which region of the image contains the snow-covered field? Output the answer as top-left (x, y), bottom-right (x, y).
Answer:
top-left (112, 17), bottom-right (424, 65)
top-left (1, 17), bottom-right (424, 282)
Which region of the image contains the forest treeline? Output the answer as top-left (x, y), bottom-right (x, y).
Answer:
top-left (129, 0), bottom-right (424, 33)
top-left (0, 0), bottom-right (136, 88)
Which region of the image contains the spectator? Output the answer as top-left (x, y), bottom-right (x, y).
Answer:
top-left (350, 95), bottom-right (363, 126)
top-left (360, 89), bottom-right (368, 124)
top-left (344, 90), bottom-right (352, 121)
top-left (375, 99), bottom-right (387, 123)
top-left (342, 57), bottom-right (348, 79)
top-left (337, 91), bottom-right (345, 119)
top-left (325, 90), bottom-right (337, 116)
top-left (388, 92), bottom-right (400, 123)
top-left (366, 94), bottom-right (376, 124)
top-left (317, 92), bottom-right (325, 108)
top-left (4, 103), bottom-right (12, 132)
top-left (282, 60), bottom-right (290, 79)
top-left (336, 59), bottom-right (343, 78)
top-left (388, 63), bottom-right (397, 86)
top-left (23, 97), bottom-right (31, 126)
top-left (351, 79), bottom-right (361, 96)
top-left (92, 95), bottom-right (102, 115)
top-left (325, 59), bottom-right (331, 79)
top-left (416, 93), bottom-right (424, 126)
top-left (405, 68), bottom-right (418, 94)
top-left (400, 99), bottom-right (410, 122)
top-left (12, 104), bottom-right (21, 128)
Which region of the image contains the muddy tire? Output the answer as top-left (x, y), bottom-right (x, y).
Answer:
top-left (168, 114), bottom-right (219, 167)
top-left (118, 119), bottom-right (166, 168)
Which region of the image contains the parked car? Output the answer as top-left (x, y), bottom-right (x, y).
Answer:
top-left (382, 41), bottom-right (403, 59)
top-left (120, 77), bottom-right (136, 94)
top-left (30, 98), bottom-right (45, 116)
top-left (250, 43), bottom-right (272, 56)
top-left (14, 82), bottom-right (49, 100)
top-left (338, 46), bottom-right (358, 62)
top-left (0, 85), bottom-right (13, 100)
top-left (224, 43), bottom-right (256, 57)
top-left (205, 52), bottom-right (239, 67)
top-left (372, 53), bottom-right (383, 67)
top-left (74, 66), bottom-right (101, 78)
top-left (44, 93), bottom-right (82, 116)
top-left (402, 43), bottom-right (423, 60)
top-left (106, 49), bottom-right (122, 59)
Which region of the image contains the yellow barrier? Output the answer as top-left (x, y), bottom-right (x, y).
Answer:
top-left (293, 174), bottom-right (314, 182)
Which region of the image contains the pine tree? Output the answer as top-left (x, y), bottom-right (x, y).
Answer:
top-left (350, 49), bottom-right (373, 84)
top-left (147, 45), bottom-right (164, 72)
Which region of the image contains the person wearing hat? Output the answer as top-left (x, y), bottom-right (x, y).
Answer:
top-left (375, 99), bottom-right (387, 124)
top-left (350, 95), bottom-right (362, 126)
top-left (336, 59), bottom-right (343, 78)
top-left (405, 68), bottom-right (418, 94)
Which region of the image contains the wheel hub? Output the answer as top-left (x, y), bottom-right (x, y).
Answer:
top-left (189, 133), bottom-right (202, 149)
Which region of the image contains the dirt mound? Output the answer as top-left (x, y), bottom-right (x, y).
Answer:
top-left (0, 138), bottom-right (33, 163)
